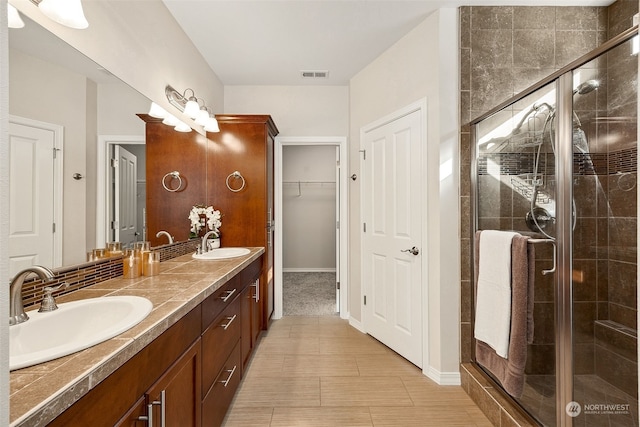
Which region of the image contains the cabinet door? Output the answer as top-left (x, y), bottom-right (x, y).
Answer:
top-left (147, 340), bottom-right (201, 427)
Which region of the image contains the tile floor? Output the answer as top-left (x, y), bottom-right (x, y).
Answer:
top-left (223, 316), bottom-right (492, 426)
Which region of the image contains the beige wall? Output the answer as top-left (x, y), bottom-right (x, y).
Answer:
top-left (282, 145), bottom-right (337, 271)
top-left (349, 8), bottom-right (461, 378)
top-left (9, 49), bottom-right (89, 265)
top-left (224, 85), bottom-right (349, 136)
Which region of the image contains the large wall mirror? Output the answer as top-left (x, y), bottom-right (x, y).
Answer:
top-left (8, 15), bottom-right (164, 275)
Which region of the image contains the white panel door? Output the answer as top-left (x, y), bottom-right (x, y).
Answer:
top-left (362, 108), bottom-right (423, 367)
top-left (8, 122), bottom-right (55, 277)
top-left (114, 145), bottom-right (138, 246)
top-left (335, 146), bottom-right (341, 312)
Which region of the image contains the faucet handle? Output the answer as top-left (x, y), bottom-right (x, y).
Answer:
top-left (38, 283), bottom-right (69, 313)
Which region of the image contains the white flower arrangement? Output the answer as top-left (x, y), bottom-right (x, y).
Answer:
top-left (189, 205), bottom-right (222, 237)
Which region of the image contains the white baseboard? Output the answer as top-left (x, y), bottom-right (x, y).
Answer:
top-left (283, 268), bottom-right (337, 273)
top-left (348, 316), bottom-right (365, 333)
top-left (425, 366), bottom-right (461, 385)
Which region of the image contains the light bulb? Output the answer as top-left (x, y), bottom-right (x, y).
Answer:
top-left (195, 109), bottom-right (210, 126)
top-left (183, 98), bottom-right (200, 118)
top-left (8, 4), bottom-right (25, 28)
top-left (204, 117), bottom-right (220, 133)
top-left (39, 0), bottom-right (88, 29)
top-left (148, 102), bottom-right (167, 119)
top-left (174, 121), bottom-right (192, 133)
top-left (162, 114), bottom-right (179, 126)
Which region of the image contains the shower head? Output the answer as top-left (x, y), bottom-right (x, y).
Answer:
top-left (573, 80), bottom-right (600, 95)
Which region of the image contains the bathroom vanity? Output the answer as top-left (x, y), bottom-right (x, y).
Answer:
top-left (9, 248), bottom-right (264, 427)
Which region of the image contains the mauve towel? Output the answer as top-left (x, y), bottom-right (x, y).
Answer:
top-left (474, 231), bottom-right (535, 398)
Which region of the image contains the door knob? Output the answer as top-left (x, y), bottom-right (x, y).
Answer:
top-left (401, 246), bottom-right (420, 256)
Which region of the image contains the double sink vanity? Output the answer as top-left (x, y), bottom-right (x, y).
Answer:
top-left (9, 246), bottom-right (264, 427)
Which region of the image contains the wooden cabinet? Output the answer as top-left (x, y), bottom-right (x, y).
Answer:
top-left (207, 115), bottom-right (279, 329)
top-left (48, 306), bottom-right (201, 427)
top-left (48, 257), bottom-right (263, 427)
top-left (143, 112), bottom-right (278, 326)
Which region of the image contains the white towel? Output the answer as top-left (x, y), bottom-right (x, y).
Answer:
top-left (474, 230), bottom-right (518, 358)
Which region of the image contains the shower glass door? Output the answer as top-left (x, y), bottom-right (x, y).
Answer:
top-left (570, 36), bottom-right (638, 427)
top-left (474, 80), bottom-right (559, 424)
top-left (473, 29), bottom-right (638, 427)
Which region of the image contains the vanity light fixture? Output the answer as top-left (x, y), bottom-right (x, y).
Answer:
top-left (31, 0), bottom-right (89, 29)
top-left (165, 84), bottom-right (220, 132)
top-left (8, 4), bottom-right (25, 28)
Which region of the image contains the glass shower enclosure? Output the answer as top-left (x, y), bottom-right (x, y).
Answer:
top-left (471, 28), bottom-right (638, 426)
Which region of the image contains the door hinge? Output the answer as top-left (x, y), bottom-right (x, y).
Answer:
top-left (52, 222), bottom-right (56, 233)
top-left (110, 158), bottom-right (118, 168)
top-left (336, 281), bottom-right (340, 290)
top-left (363, 223), bottom-right (366, 232)
top-left (111, 220), bottom-right (118, 230)
top-left (52, 148), bottom-right (60, 159)
top-left (364, 295), bottom-right (367, 305)
top-left (336, 220), bottom-right (340, 230)
top-left (359, 149), bottom-right (366, 160)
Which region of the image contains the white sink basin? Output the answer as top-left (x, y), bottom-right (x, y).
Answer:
top-left (192, 247), bottom-right (251, 260)
top-left (10, 295), bottom-right (153, 371)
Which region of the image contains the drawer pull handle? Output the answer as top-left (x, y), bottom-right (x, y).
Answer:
top-left (219, 365), bottom-right (237, 387)
top-left (220, 314), bottom-right (237, 330)
top-left (220, 288), bottom-right (237, 302)
top-left (251, 279), bottom-right (260, 302)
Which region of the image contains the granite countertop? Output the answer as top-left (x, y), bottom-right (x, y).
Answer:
top-left (9, 247), bottom-right (265, 427)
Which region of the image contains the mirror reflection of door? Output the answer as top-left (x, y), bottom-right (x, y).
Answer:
top-left (8, 117), bottom-right (62, 277)
top-left (112, 145), bottom-right (138, 247)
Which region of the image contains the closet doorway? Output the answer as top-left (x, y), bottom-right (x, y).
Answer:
top-left (274, 137), bottom-right (348, 319)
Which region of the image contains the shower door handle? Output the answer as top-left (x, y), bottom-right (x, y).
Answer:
top-left (401, 247), bottom-right (420, 256)
top-left (542, 241), bottom-right (557, 275)
top-left (529, 238), bottom-right (556, 275)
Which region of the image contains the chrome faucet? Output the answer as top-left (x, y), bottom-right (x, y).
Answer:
top-left (10, 266), bottom-right (55, 325)
top-left (156, 230), bottom-right (174, 244)
top-left (201, 230), bottom-right (218, 254)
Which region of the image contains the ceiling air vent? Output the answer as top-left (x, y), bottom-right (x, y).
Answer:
top-left (301, 70), bottom-right (329, 79)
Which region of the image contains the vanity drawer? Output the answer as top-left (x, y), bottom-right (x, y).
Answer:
top-left (201, 276), bottom-right (241, 331)
top-left (201, 296), bottom-right (242, 394)
top-left (202, 340), bottom-right (242, 427)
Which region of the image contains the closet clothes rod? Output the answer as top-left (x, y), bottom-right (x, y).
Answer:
top-left (283, 181), bottom-right (336, 197)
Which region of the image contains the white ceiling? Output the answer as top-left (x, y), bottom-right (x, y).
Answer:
top-left (162, 0), bottom-right (614, 86)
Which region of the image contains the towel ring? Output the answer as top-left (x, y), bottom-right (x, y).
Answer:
top-left (162, 171), bottom-right (183, 192)
top-left (226, 171), bottom-right (246, 192)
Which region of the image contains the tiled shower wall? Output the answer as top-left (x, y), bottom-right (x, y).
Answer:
top-left (459, 2), bottom-right (638, 424)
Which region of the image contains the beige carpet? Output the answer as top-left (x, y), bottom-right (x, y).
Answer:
top-left (283, 272), bottom-right (337, 316)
